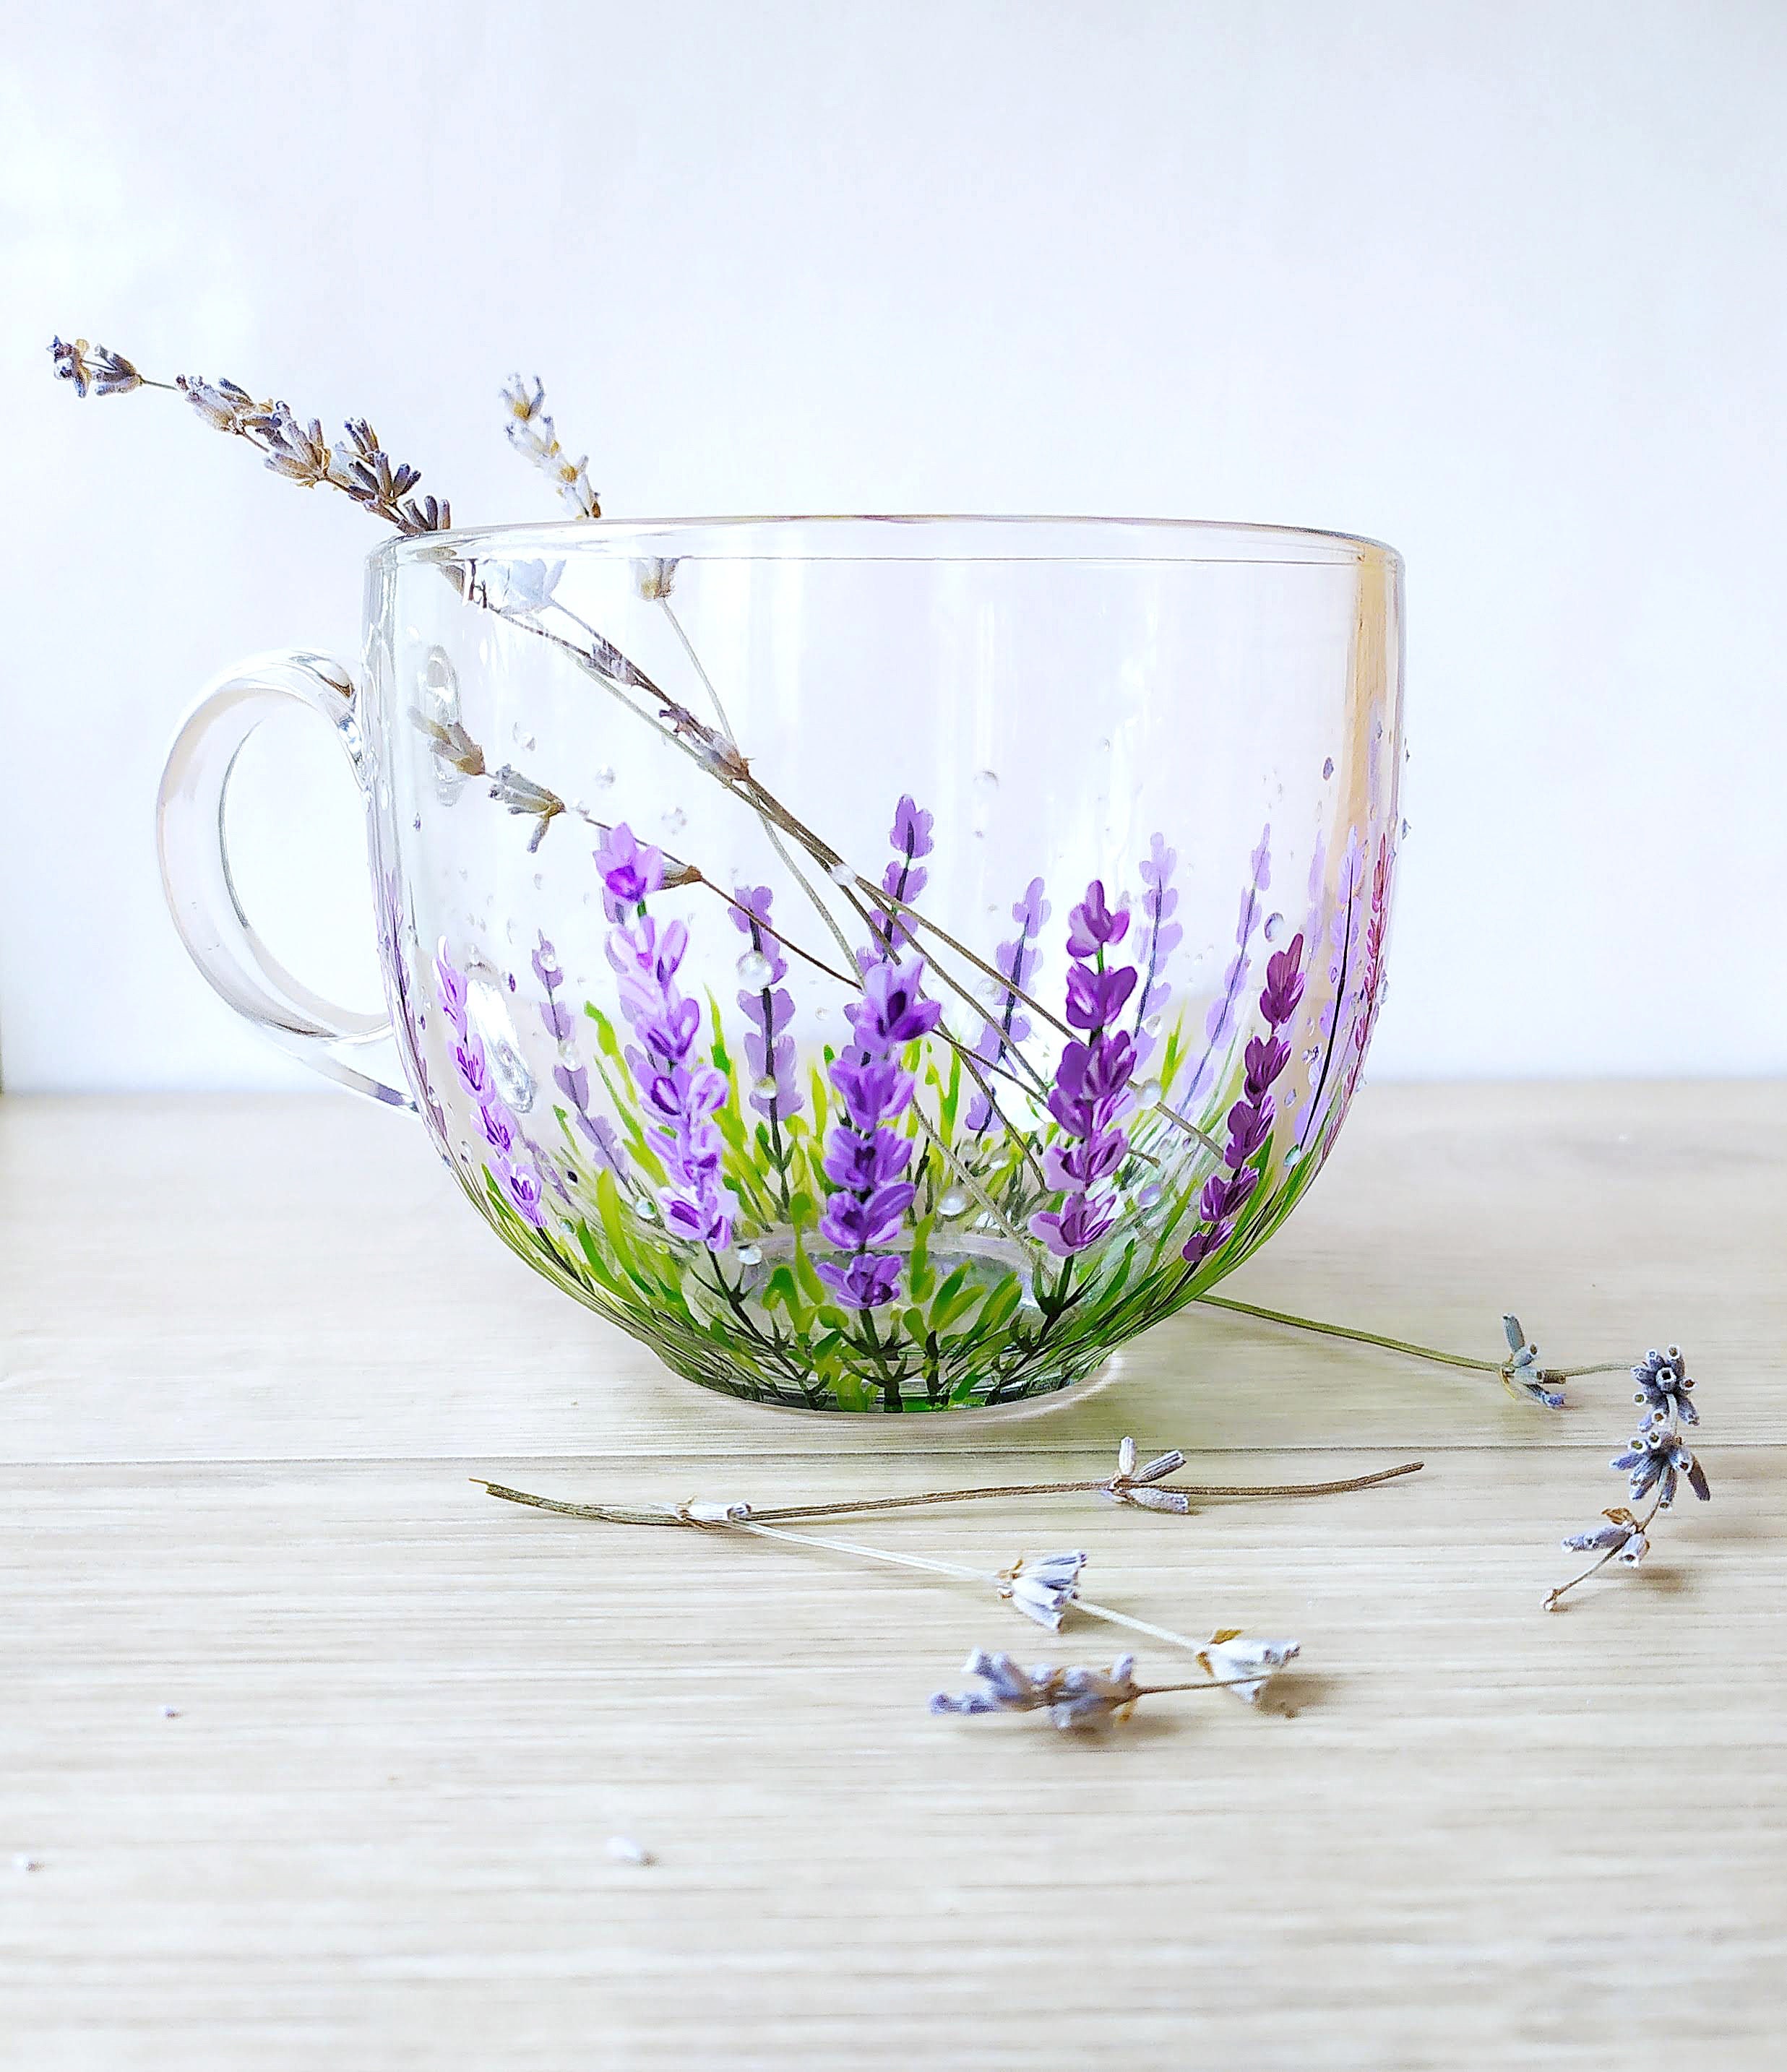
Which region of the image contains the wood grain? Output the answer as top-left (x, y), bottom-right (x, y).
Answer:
top-left (1, 1087), bottom-right (1783, 2068)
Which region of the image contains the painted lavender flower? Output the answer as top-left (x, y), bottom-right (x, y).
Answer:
top-left (600, 824), bottom-right (739, 1249)
top-left (1030, 881), bottom-right (1139, 1259)
top-left (867, 793), bottom-right (934, 963)
top-left (1181, 928), bottom-right (1305, 1269)
top-left (1298, 829), bottom-right (1365, 1151)
top-left (817, 958), bottom-right (941, 1310)
top-left (1179, 824), bottom-right (1270, 1110)
top-left (533, 932), bottom-right (623, 1175)
top-left (1330, 831), bottom-right (1395, 1134)
top-left (435, 940), bottom-right (548, 1228)
top-left (731, 886), bottom-right (803, 1131)
top-left (1132, 835), bottom-right (1183, 1069)
top-left (965, 876), bottom-right (1048, 1133)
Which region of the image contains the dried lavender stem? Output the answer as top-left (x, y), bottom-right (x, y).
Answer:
top-left (1543, 1492), bottom-right (1664, 1612)
top-left (470, 1457), bottom-right (1422, 1527)
top-left (1197, 1295), bottom-right (1510, 1375)
top-left (728, 1519), bottom-right (1216, 1656)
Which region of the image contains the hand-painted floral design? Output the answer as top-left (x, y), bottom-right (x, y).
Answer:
top-left (1181, 928), bottom-right (1304, 1269)
top-left (966, 876), bottom-right (1048, 1134)
top-left (1030, 881), bottom-right (1138, 1259)
top-left (1179, 824), bottom-right (1269, 1109)
top-left (603, 825), bottom-right (739, 1250)
top-left (817, 957), bottom-right (941, 1309)
top-left (56, 336), bottom-right (1404, 1415)
top-left (436, 939), bottom-right (548, 1227)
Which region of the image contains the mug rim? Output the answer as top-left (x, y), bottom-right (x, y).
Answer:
top-left (375, 511), bottom-right (1402, 570)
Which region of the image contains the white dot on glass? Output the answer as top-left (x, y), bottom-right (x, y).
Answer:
top-left (634, 1197), bottom-right (658, 1222)
top-left (736, 950), bottom-right (773, 988)
top-left (663, 807), bottom-right (686, 834)
top-left (736, 1243), bottom-right (763, 1266)
top-left (973, 769), bottom-right (999, 795)
top-left (1136, 1079), bottom-right (1162, 1104)
top-left (511, 723), bottom-right (536, 750)
top-left (592, 765), bottom-right (616, 792)
top-left (938, 1189), bottom-right (968, 1217)
top-left (533, 872), bottom-right (544, 892)
top-left (751, 1075), bottom-right (778, 1101)
top-left (1136, 1182), bottom-right (1163, 1209)
top-left (827, 860), bottom-right (855, 886)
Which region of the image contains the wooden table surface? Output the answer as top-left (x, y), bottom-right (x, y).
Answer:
top-left (2, 1084), bottom-right (1783, 2069)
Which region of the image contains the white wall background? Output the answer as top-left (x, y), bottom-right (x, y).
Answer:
top-left (3, 0), bottom-right (1784, 1092)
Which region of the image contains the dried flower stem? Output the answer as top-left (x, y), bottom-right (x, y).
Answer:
top-left (723, 1516), bottom-right (1223, 1656)
top-left (1195, 1293), bottom-right (1629, 1395)
top-left (470, 1456), bottom-right (1421, 1529)
top-left (1542, 1491), bottom-right (1667, 1613)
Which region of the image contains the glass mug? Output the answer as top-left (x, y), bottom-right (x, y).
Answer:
top-left (157, 517), bottom-right (1403, 1412)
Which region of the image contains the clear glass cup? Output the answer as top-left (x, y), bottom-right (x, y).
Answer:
top-left (158, 516), bottom-right (1403, 1412)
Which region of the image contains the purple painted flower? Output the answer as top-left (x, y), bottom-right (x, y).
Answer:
top-left (1065, 961), bottom-right (1137, 1032)
top-left (1031, 1191), bottom-right (1119, 1259)
top-left (1179, 927), bottom-right (1302, 1272)
top-left (435, 942), bottom-right (469, 1037)
top-left (480, 1097), bottom-right (518, 1155)
top-left (967, 876), bottom-right (1049, 1133)
top-left (1259, 933), bottom-right (1306, 1030)
top-left (608, 902), bottom-right (738, 1251)
top-left (823, 1123), bottom-right (913, 1191)
top-left (1244, 1031), bottom-right (1293, 1103)
top-left (1045, 1029), bottom-right (1139, 1141)
top-left (453, 1030), bottom-right (494, 1102)
top-left (533, 936), bottom-right (574, 1041)
top-left (731, 885), bottom-right (804, 1125)
top-left (869, 793), bottom-right (936, 959)
top-left (433, 941), bottom-right (556, 1222)
top-left (830, 1054), bottom-right (914, 1132)
top-left (531, 931), bottom-right (623, 1171)
top-left (1030, 878), bottom-right (1140, 1259)
top-left (819, 955), bottom-right (935, 1309)
top-left (848, 957), bottom-right (943, 1053)
top-left (1133, 836), bottom-right (1183, 1065)
top-left (1065, 880), bottom-right (1130, 957)
top-left (814, 1251), bottom-right (904, 1311)
top-left (595, 821), bottom-right (665, 912)
top-left (1298, 831), bottom-right (1365, 1149)
top-left (499, 1154), bottom-right (548, 1228)
top-left (1178, 824), bottom-right (1271, 1110)
top-left (820, 1181), bottom-right (916, 1251)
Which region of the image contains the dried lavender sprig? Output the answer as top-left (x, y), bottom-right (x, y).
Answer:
top-left (48, 337), bottom-right (160, 397)
top-left (500, 374), bottom-right (600, 518)
top-left (725, 1519), bottom-right (1286, 1664)
top-left (468, 1448), bottom-right (1424, 1528)
top-left (1545, 1344), bottom-right (1710, 1612)
top-left (51, 346), bottom-right (1098, 1158)
top-left (1194, 1294), bottom-right (1637, 1404)
top-left (930, 1643), bottom-right (1299, 1729)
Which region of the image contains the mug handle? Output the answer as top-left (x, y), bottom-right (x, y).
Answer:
top-left (155, 649), bottom-right (415, 1111)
